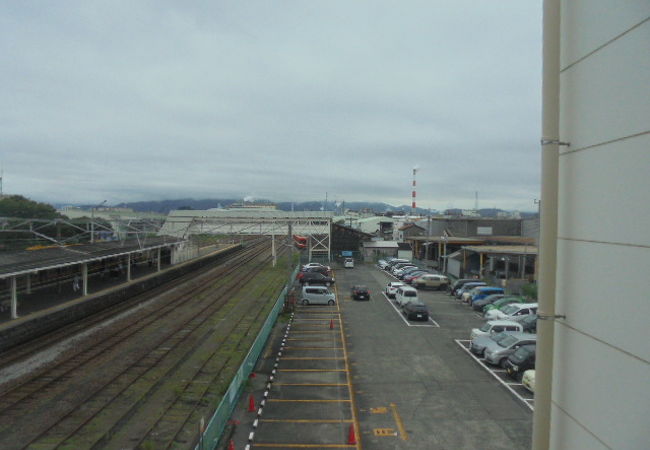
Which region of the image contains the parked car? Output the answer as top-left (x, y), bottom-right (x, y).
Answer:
top-left (393, 265), bottom-right (418, 277)
top-left (470, 320), bottom-right (524, 340)
top-left (394, 285), bottom-right (419, 307)
top-left (413, 274), bottom-right (449, 290)
top-left (483, 296), bottom-right (525, 314)
top-left (450, 278), bottom-right (481, 296)
top-left (403, 270), bottom-right (432, 284)
top-left (468, 287), bottom-right (504, 304)
top-left (522, 369), bottom-right (535, 393)
top-left (483, 332), bottom-right (537, 367)
top-left (302, 265), bottom-right (331, 276)
top-left (344, 258), bottom-right (355, 268)
top-left (302, 262), bottom-right (330, 271)
top-left (472, 294), bottom-right (504, 311)
top-left (518, 314), bottom-right (538, 333)
top-left (455, 282), bottom-right (487, 299)
top-left (505, 344), bottom-right (536, 380)
top-left (385, 282), bottom-right (405, 298)
top-left (391, 263), bottom-right (416, 275)
top-left (484, 303), bottom-right (538, 321)
top-left (351, 285), bottom-right (370, 300)
top-left (470, 331), bottom-right (512, 357)
top-left (402, 301), bottom-right (430, 321)
top-left (461, 286), bottom-right (484, 303)
top-left (384, 259), bottom-right (409, 271)
top-left (377, 259), bottom-right (389, 269)
top-left (397, 266), bottom-right (424, 279)
top-left (300, 285), bottom-right (336, 305)
top-left (299, 272), bottom-right (335, 286)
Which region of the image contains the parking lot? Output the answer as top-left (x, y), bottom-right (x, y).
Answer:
top-left (231, 263), bottom-right (533, 449)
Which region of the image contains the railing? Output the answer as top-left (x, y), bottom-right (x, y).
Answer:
top-left (196, 265), bottom-right (300, 450)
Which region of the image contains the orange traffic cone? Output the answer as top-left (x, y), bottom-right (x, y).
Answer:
top-left (228, 439), bottom-right (235, 450)
top-left (329, 318), bottom-right (334, 329)
top-left (248, 394), bottom-right (255, 412)
top-left (347, 424), bottom-right (357, 445)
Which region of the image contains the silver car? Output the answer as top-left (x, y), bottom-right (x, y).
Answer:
top-left (483, 332), bottom-right (537, 367)
top-left (470, 331), bottom-right (512, 357)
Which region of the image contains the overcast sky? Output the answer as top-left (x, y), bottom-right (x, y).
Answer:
top-left (1, 0), bottom-right (542, 211)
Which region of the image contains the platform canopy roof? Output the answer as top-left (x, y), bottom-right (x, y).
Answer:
top-left (0, 236), bottom-right (184, 279)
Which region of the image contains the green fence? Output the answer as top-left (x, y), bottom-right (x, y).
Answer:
top-left (196, 265), bottom-right (299, 450)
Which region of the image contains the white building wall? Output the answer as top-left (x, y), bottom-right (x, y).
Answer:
top-left (553, 3), bottom-right (650, 449)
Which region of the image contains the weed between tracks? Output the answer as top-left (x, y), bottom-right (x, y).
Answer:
top-left (27, 254), bottom-right (291, 450)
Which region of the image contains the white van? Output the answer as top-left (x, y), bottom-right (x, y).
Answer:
top-left (470, 320), bottom-right (524, 340)
top-left (300, 286), bottom-right (336, 306)
top-left (394, 286), bottom-right (419, 307)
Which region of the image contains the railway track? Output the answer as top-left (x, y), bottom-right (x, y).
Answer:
top-left (0, 238), bottom-right (292, 449)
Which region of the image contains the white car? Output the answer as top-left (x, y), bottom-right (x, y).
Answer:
top-left (377, 259), bottom-right (389, 269)
top-left (522, 369), bottom-right (535, 393)
top-left (385, 282), bottom-right (405, 298)
top-left (469, 320), bottom-right (524, 340)
top-left (302, 262), bottom-right (330, 271)
top-left (484, 303), bottom-right (538, 321)
top-left (394, 286), bottom-right (419, 307)
top-left (344, 258), bottom-right (354, 268)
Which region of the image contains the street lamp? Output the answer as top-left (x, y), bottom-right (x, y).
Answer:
top-left (90, 200), bottom-right (107, 243)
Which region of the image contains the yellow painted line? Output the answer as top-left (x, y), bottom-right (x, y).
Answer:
top-left (278, 369), bottom-right (347, 372)
top-left (274, 383), bottom-right (347, 386)
top-left (334, 277), bottom-right (362, 450)
top-left (390, 402), bottom-right (409, 441)
top-left (253, 444), bottom-right (355, 448)
top-left (260, 419), bottom-right (352, 423)
top-left (267, 399), bottom-right (351, 403)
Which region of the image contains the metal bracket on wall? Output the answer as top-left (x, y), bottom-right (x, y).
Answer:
top-left (540, 138), bottom-right (571, 146)
top-left (538, 313), bottom-right (566, 321)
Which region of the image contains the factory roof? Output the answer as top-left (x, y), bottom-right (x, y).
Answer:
top-left (167, 209), bottom-right (334, 219)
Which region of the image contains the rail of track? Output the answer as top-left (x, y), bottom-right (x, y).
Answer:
top-left (0, 238), bottom-right (289, 449)
top-left (0, 240), bottom-right (265, 407)
top-left (0, 241), bottom-right (255, 367)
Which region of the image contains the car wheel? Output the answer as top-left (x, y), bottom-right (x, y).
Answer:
top-left (500, 358), bottom-right (508, 368)
top-left (302, 299), bottom-right (309, 305)
top-left (328, 300), bottom-right (335, 306)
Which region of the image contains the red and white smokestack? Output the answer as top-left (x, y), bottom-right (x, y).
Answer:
top-left (411, 167), bottom-right (418, 215)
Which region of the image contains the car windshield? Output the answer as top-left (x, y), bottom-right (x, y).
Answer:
top-left (502, 305), bottom-right (519, 314)
top-left (479, 323), bottom-right (492, 332)
top-left (355, 286), bottom-right (368, 291)
top-left (498, 335), bottom-right (520, 348)
top-left (491, 332), bottom-right (511, 343)
top-left (512, 345), bottom-right (534, 360)
top-left (404, 291), bottom-right (417, 297)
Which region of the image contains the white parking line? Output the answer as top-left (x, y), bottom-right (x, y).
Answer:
top-left (455, 339), bottom-right (534, 412)
top-left (382, 292), bottom-right (440, 328)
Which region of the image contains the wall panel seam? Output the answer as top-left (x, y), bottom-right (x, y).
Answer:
top-left (549, 400), bottom-right (613, 450)
top-left (555, 321), bottom-right (649, 365)
top-left (559, 130), bottom-right (650, 156)
top-left (557, 237), bottom-right (650, 249)
top-left (560, 16), bottom-right (650, 73)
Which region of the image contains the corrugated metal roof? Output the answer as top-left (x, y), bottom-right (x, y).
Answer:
top-left (0, 237), bottom-right (184, 279)
top-left (167, 210), bottom-right (334, 219)
top-left (462, 245), bottom-right (538, 255)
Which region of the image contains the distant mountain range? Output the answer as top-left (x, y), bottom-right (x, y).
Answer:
top-left (101, 198), bottom-right (535, 218)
